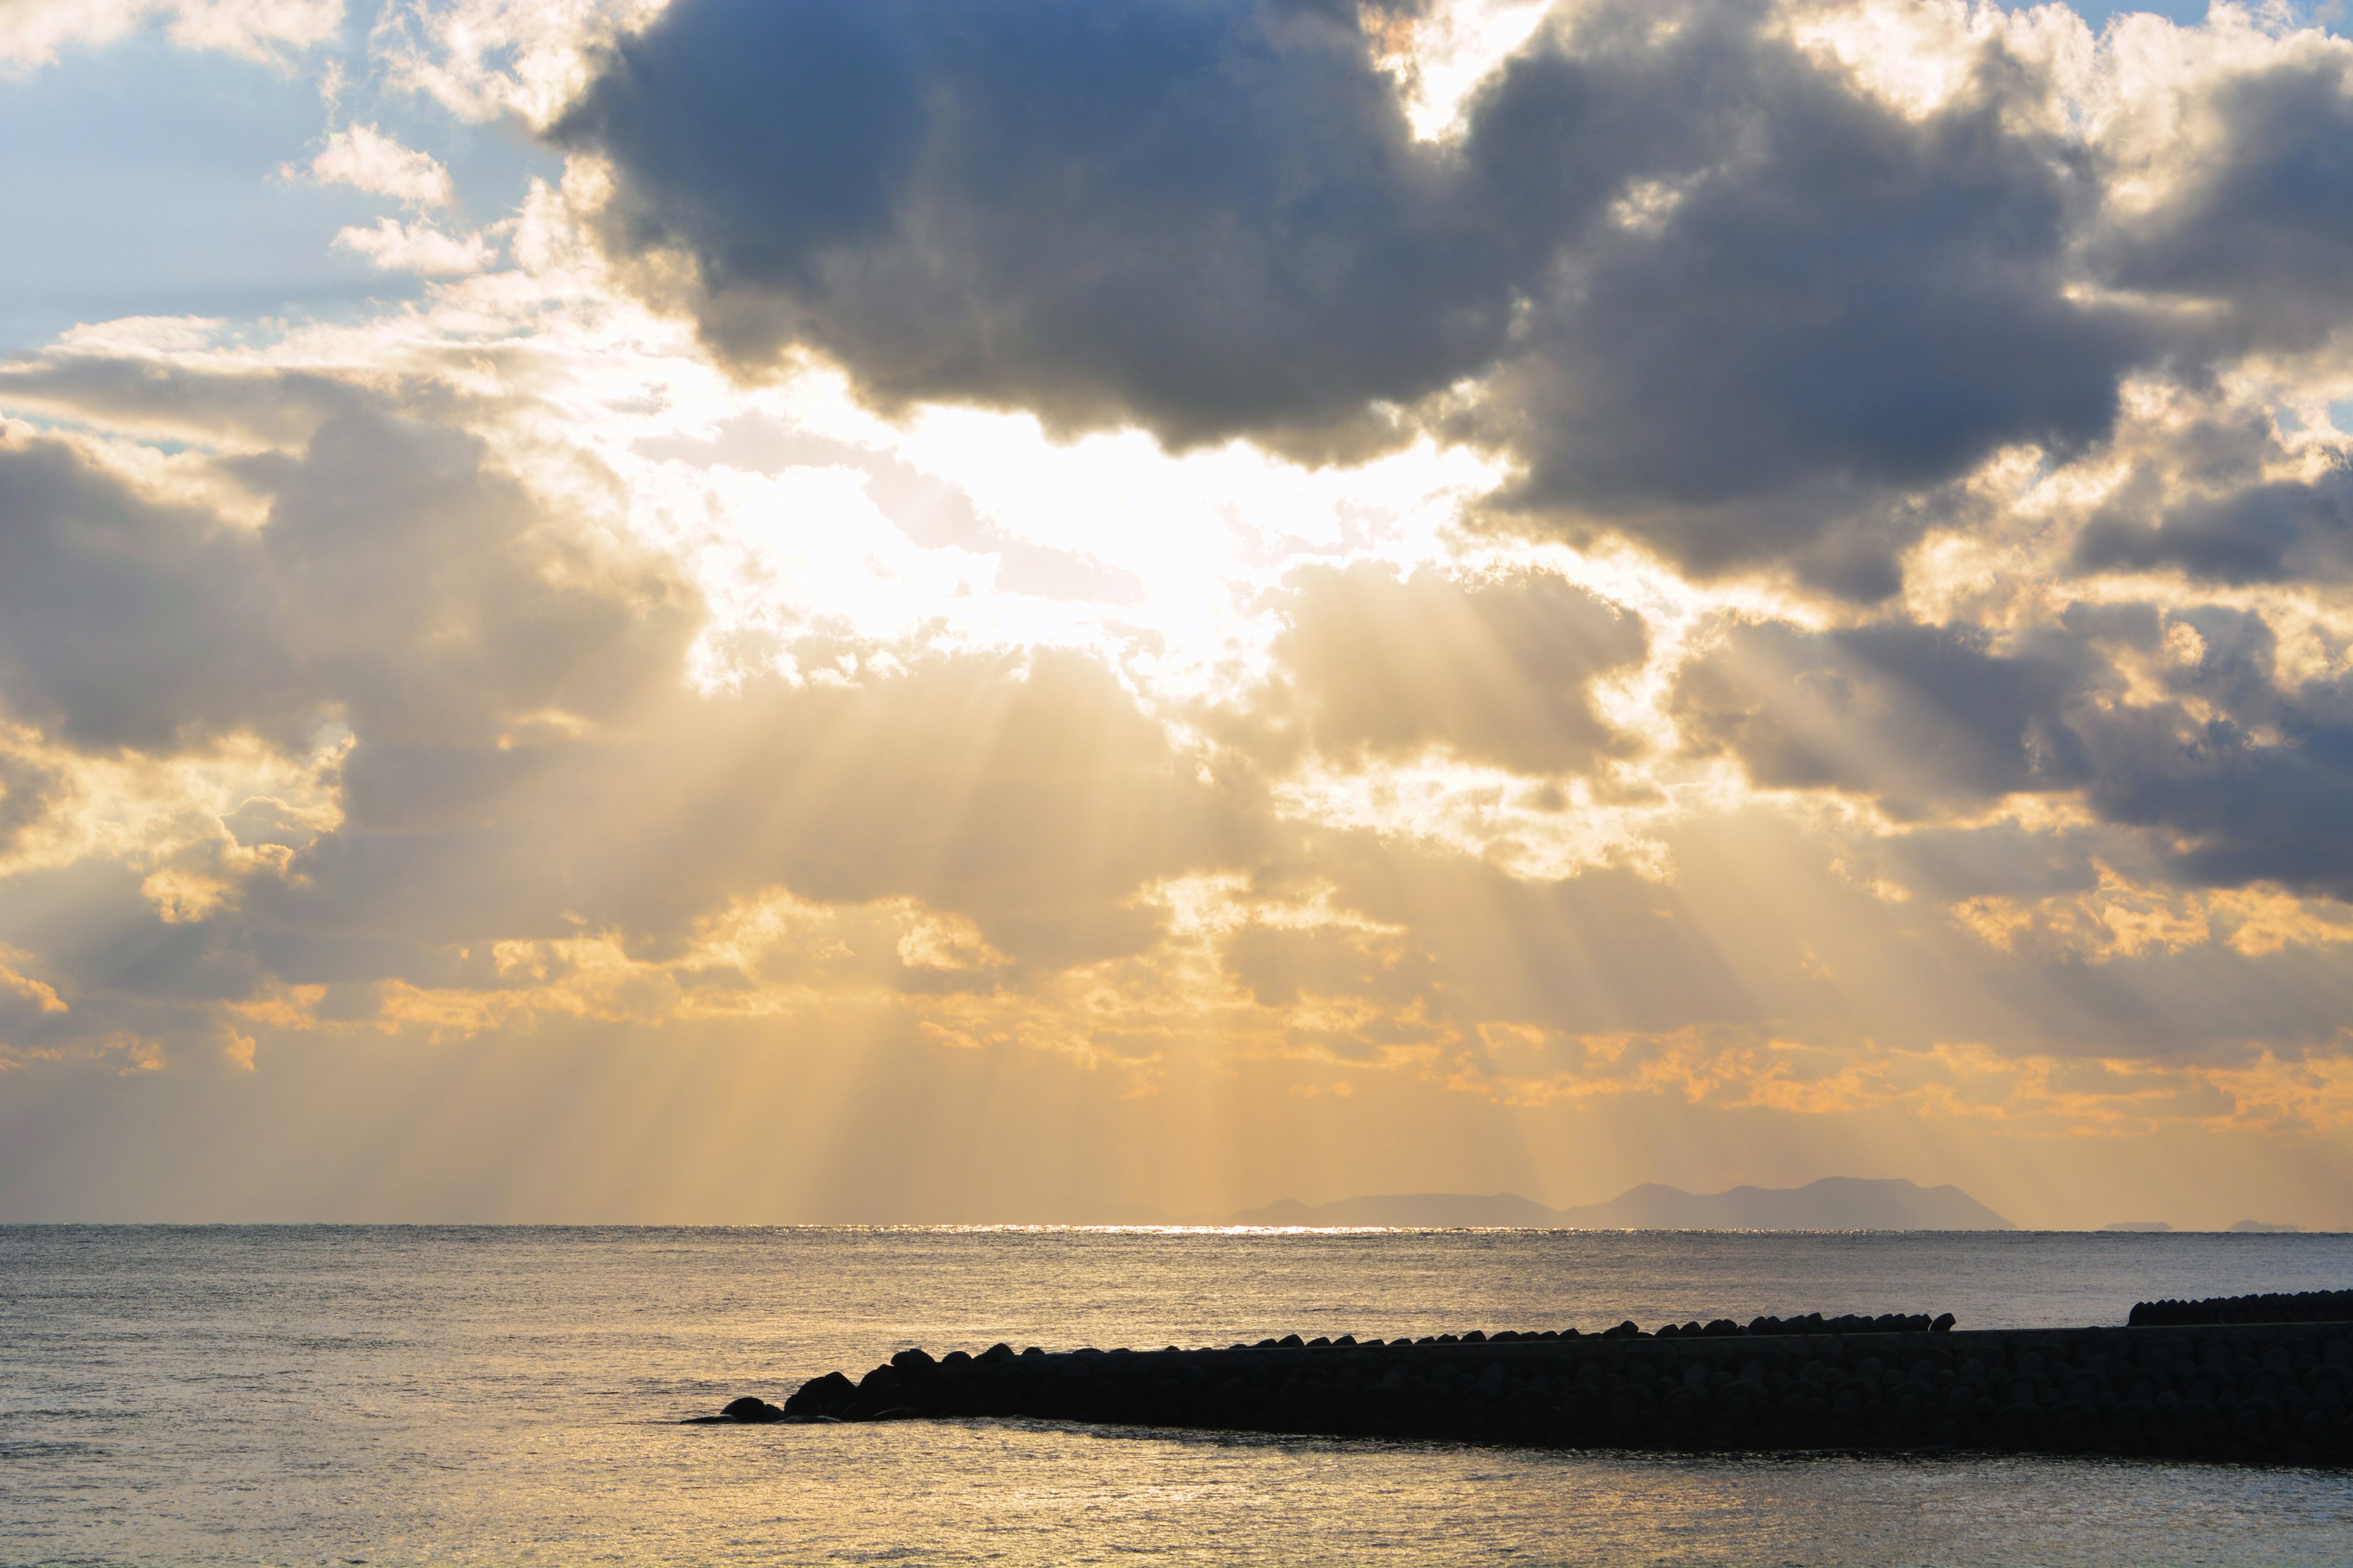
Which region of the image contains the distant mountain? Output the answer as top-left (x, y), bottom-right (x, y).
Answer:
top-left (2229, 1219), bottom-right (2302, 1233)
top-left (2102, 1221), bottom-right (2173, 1232)
top-left (1229, 1177), bottom-right (2013, 1231)
top-left (1553, 1178), bottom-right (2013, 1231)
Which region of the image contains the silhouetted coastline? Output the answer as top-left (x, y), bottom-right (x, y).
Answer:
top-left (705, 1292), bottom-right (2353, 1468)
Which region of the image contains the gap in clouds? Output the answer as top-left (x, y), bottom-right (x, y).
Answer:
top-left (0, 0), bottom-right (562, 354)
top-left (0, 32), bottom-right (415, 351)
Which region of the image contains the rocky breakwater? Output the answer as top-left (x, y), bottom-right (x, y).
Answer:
top-left (704, 1292), bottom-right (2353, 1466)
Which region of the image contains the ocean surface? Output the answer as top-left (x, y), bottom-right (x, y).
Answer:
top-left (4, 1226), bottom-right (2352, 1567)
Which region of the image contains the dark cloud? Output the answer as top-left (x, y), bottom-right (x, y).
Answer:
top-left (1262, 562), bottom-right (1645, 773)
top-left (0, 406), bottom-right (694, 753)
top-left (2077, 457), bottom-right (2353, 585)
top-left (2060, 400), bottom-right (2353, 585)
top-left (1468, 11), bottom-right (2142, 553)
top-left (0, 431), bottom-right (308, 751)
top-left (560, 0), bottom-right (2183, 593)
top-left (1677, 604), bottom-right (2353, 898)
top-left (0, 744), bottom-right (70, 859)
top-left (1673, 618), bottom-right (2092, 816)
top-left (0, 853), bottom-right (271, 1064)
top-left (2067, 606), bottom-right (2353, 895)
top-left (0, 380), bottom-right (702, 1052)
top-left (2107, 50), bottom-right (2353, 350)
top-left (556, 0), bottom-right (1521, 451)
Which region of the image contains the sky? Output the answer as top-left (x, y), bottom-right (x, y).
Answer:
top-left (2, 0), bottom-right (2352, 1229)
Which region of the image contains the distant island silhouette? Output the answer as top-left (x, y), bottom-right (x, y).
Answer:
top-left (2101, 1220), bottom-right (2306, 1233)
top-left (1230, 1177), bottom-right (2014, 1230)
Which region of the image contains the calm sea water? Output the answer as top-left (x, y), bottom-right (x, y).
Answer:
top-left (4, 1225), bottom-right (2352, 1566)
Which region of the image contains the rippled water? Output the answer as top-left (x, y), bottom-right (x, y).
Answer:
top-left (4, 1225), bottom-right (2351, 1566)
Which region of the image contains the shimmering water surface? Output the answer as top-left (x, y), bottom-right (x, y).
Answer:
top-left (4, 1226), bottom-right (2351, 1566)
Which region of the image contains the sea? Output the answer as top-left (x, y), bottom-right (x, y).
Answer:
top-left (4, 1225), bottom-right (2352, 1567)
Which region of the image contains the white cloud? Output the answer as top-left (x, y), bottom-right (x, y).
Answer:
top-left (1369, 0), bottom-right (1559, 141)
top-left (332, 216), bottom-right (492, 274)
top-left (370, 0), bottom-right (670, 126)
top-left (0, 0), bottom-right (342, 74)
top-left (297, 123), bottom-right (452, 207)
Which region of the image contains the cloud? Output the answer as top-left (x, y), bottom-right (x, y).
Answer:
top-left (374, 0), bottom-right (670, 126)
top-left (0, 430), bottom-right (314, 752)
top-left (2077, 454), bottom-right (2353, 584)
top-left (1259, 561), bottom-right (1646, 773)
top-left (1466, 2), bottom-right (2145, 526)
top-left (550, 0), bottom-right (2181, 592)
top-left (2104, 34), bottom-right (2353, 354)
top-left (549, 0), bottom-right (2353, 605)
top-left (10, 327), bottom-right (2348, 1099)
top-left (1672, 617), bottom-right (2091, 816)
top-left (7, 1), bottom-right (2353, 1225)
top-left (0, 399), bottom-right (686, 754)
top-left (554, 0), bottom-right (1522, 455)
top-left (333, 216), bottom-right (494, 274)
top-left (0, 354), bottom-right (372, 445)
top-left (0, 0), bottom-right (342, 74)
top-left (0, 354), bottom-right (1260, 1050)
top-left (297, 124), bottom-right (453, 208)
top-left (1453, 1023), bottom-right (2353, 1137)
top-left (298, 645), bottom-right (1248, 969)
top-left (0, 947), bottom-right (67, 1015)
top-left (1674, 600), bottom-right (2353, 898)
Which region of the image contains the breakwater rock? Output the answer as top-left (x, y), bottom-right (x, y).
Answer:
top-left (2131, 1289), bottom-right (2353, 1328)
top-left (714, 1306), bottom-right (2353, 1466)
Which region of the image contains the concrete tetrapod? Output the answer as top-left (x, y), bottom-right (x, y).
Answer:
top-left (699, 1296), bottom-right (2353, 1466)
